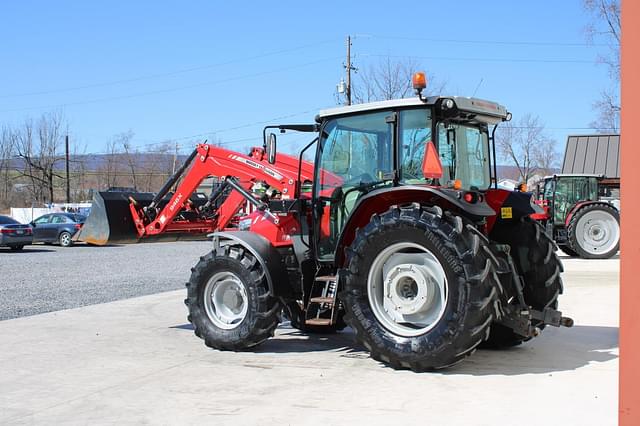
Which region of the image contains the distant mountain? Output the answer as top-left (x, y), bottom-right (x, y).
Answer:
top-left (7, 152), bottom-right (187, 172)
top-left (6, 153), bottom-right (556, 179)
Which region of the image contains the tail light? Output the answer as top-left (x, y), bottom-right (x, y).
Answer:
top-left (75, 223), bottom-right (83, 230)
top-left (462, 191), bottom-right (481, 204)
top-left (0, 228), bottom-right (15, 234)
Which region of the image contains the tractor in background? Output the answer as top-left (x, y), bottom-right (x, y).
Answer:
top-left (534, 173), bottom-right (620, 259)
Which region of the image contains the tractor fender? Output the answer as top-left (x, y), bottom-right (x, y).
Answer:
top-left (210, 231), bottom-right (291, 297)
top-left (333, 186), bottom-right (495, 267)
top-left (485, 189), bottom-right (543, 234)
top-left (565, 200), bottom-right (618, 227)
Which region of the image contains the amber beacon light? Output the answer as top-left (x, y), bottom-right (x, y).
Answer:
top-left (412, 72), bottom-right (427, 100)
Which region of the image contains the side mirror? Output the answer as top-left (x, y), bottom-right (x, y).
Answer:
top-left (266, 133), bottom-right (277, 164)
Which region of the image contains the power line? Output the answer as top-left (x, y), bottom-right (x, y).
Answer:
top-left (360, 34), bottom-right (612, 48)
top-left (0, 38), bottom-right (341, 99)
top-left (364, 53), bottom-right (597, 64)
top-left (0, 58), bottom-right (341, 113)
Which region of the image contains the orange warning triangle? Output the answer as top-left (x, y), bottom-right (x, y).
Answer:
top-left (421, 140), bottom-right (443, 179)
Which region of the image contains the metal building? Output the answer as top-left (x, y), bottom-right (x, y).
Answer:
top-left (562, 134), bottom-right (620, 178)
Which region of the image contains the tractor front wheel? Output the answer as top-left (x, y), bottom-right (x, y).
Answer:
top-left (185, 245), bottom-right (281, 350)
top-left (341, 204), bottom-right (499, 371)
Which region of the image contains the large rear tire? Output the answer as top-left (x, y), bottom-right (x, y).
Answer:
top-left (568, 203), bottom-right (620, 259)
top-left (483, 217), bottom-right (563, 348)
top-left (341, 204), bottom-right (499, 371)
top-left (185, 245), bottom-right (281, 350)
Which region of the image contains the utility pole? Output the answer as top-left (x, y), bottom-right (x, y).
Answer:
top-left (65, 135), bottom-right (70, 203)
top-left (345, 35), bottom-right (352, 106)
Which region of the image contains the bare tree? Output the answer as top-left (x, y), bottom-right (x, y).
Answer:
top-left (118, 131), bottom-right (138, 190)
top-left (590, 89), bottom-right (620, 133)
top-left (0, 126), bottom-right (16, 207)
top-left (69, 140), bottom-right (90, 202)
top-left (101, 138), bottom-right (121, 189)
top-left (497, 114), bottom-right (559, 182)
top-left (143, 142), bottom-right (174, 192)
top-left (14, 112), bottom-right (66, 204)
top-left (352, 57), bottom-right (446, 104)
top-left (584, 0), bottom-right (620, 132)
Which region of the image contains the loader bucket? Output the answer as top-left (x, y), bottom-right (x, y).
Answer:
top-left (74, 191), bottom-right (155, 245)
top-left (75, 190), bottom-right (212, 245)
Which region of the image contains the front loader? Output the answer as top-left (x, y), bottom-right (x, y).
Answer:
top-left (81, 73), bottom-right (573, 370)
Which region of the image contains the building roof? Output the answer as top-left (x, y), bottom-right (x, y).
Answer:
top-left (562, 134), bottom-right (620, 178)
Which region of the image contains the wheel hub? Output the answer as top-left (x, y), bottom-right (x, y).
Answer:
top-left (368, 242), bottom-right (448, 337)
top-left (384, 264), bottom-right (435, 315)
top-left (203, 272), bottom-right (248, 330)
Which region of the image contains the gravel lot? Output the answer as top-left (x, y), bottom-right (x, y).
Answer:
top-left (0, 241), bottom-right (212, 321)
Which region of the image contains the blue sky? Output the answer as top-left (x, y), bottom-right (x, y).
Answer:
top-left (0, 1), bottom-right (615, 157)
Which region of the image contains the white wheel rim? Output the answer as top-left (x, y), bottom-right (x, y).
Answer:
top-left (367, 242), bottom-right (448, 337)
top-left (61, 233), bottom-right (71, 245)
top-left (575, 210), bottom-right (619, 255)
top-left (203, 271), bottom-right (248, 330)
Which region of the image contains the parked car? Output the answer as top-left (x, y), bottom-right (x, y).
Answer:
top-left (0, 215), bottom-right (33, 251)
top-left (31, 213), bottom-right (86, 247)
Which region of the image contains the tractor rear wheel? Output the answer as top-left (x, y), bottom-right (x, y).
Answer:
top-left (568, 203), bottom-right (620, 259)
top-left (341, 204), bottom-right (499, 371)
top-left (483, 217), bottom-right (563, 348)
top-left (185, 245), bottom-right (281, 350)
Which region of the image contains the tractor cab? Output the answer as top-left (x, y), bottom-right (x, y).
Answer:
top-left (541, 174), bottom-right (600, 225)
top-left (312, 94), bottom-right (509, 260)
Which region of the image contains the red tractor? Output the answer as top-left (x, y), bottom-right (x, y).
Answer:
top-left (78, 73), bottom-right (572, 370)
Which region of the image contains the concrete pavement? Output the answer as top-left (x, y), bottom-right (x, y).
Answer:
top-left (0, 255), bottom-right (619, 425)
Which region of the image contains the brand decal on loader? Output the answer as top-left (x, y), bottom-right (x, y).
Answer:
top-left (501, 207), bottom-right (513, 219)
top-left (169, 193), bottom-right (183, 212)
top-left (229, 155), bottom-right (284, 180)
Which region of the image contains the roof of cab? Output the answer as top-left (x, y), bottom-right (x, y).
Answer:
top-left (318, 96), bottom-right (509, 121)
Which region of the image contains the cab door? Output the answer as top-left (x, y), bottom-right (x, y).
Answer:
top-left (313, 111), bottom-right (393, 261)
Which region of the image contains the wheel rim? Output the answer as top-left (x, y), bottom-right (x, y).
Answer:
top-left (367, 242), bottom-right (448, 337)
top-left (61, 233), bottom-right (71, 246)
top-left (575, 210), bottom-right (619, 255)
top-left (203, 271), bottom-right (249, 330)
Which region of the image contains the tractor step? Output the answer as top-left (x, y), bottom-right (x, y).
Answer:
top-left (305, 318), bottom-right (333, 326)
top-left (314, 275), bottom-right (337, 282)
top-left (304, 274), bottom-right (339, 327)
top-left (309, 297), bottom-right (335, 304)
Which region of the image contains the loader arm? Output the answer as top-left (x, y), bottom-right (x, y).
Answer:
top-left (130, 144), bottom-right (302, 239)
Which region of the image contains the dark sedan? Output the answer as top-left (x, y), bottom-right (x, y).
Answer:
top-left (0, 215), bottom-right (33, 251)
top-left (31, 213), bottom-right (86, 247)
